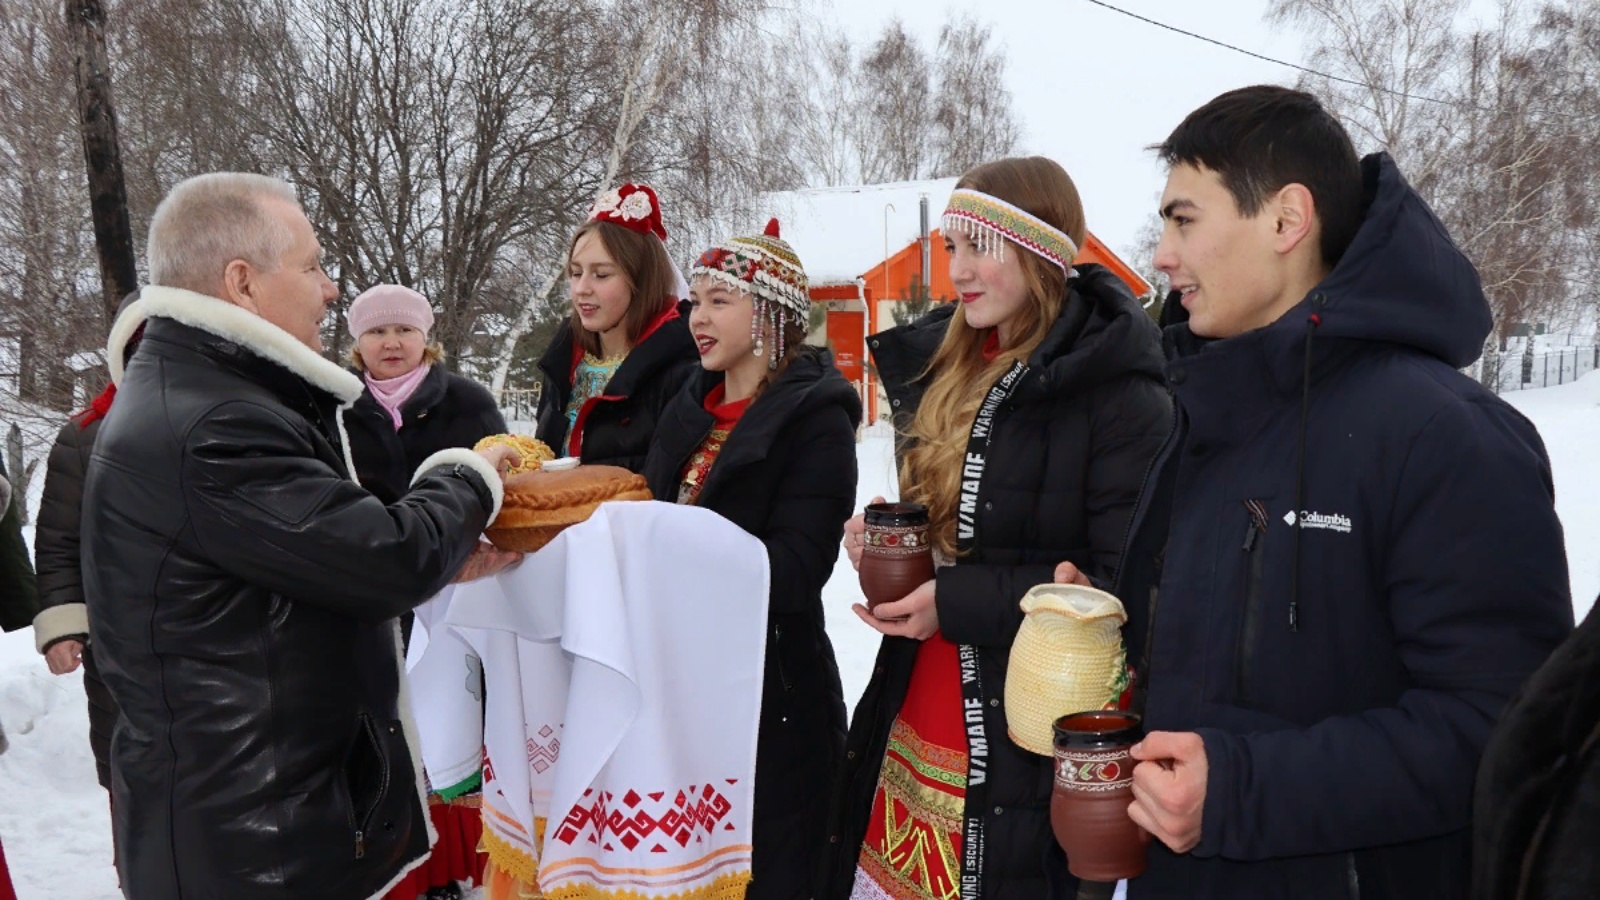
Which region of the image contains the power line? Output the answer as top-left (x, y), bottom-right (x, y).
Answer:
top-left (1080, 0), bottom-right (1591, 121)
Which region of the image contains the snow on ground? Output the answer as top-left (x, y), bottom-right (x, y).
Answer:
top-left (1504, 370), bottom-right (1600, 620)
top-left (2, 374), bottom-right (1596, 898)
top-left (0, 627), bottom-right (116, 899)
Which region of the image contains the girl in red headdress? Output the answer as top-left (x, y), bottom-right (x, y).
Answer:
top-left (532, 184), bottom-right (698, 474)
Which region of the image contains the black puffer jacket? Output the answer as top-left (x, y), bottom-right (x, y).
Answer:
top-left (535, 303), bottom-right (697, 471)
top-left (83, 287), bottom-right (501, 900)
top-left (1111, 154), bottom-right (1571, 899)
top-left (821, 265), bottom-right (1172, 899)
top-left (1474, 594), bottom-right (1600, 900)
top-left (30, 414), bottom-right (119, 788)
top-left (644, 348), bottom-right (860, 900)
top-left (345, 364), bottom-right (507, 505)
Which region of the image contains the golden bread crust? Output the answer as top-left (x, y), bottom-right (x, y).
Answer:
top-left (472, 434), bottom-right (555, 475)
top-left (485, 465), bottom-right (652, 550)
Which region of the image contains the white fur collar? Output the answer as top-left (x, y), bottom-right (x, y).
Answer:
top-left (109, 285), bottom-right (363, 404)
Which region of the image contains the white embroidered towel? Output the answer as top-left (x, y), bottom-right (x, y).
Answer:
top-left (447, 500), bottom-right (769, 899)
top-left (403, 585), bottom-right (488, 797)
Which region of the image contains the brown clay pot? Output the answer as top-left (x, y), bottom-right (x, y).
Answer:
top-left (858, 502), bottom-right (935, 611)
top-left (1051, 710), bottom-right (1150, 882)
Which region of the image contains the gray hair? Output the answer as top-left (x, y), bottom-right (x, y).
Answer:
top-left (146, 173), bottom-right (301, 294)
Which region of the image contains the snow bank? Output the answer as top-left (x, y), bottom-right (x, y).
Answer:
top-left (0, 628), bottom-right (118, 899)
top-left (1506, 370), bottom-right (1600, 618)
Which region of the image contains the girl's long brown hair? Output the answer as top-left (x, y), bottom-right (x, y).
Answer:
top-left (568, 220), bottom-right (677, 358)
top-left (898, 157), bottom-right (1088, 559)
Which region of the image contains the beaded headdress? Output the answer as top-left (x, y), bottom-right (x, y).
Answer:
top-left (690, 219), bottom-right (809, 365)
top-left (943, 188), bottom-right (1080, 276)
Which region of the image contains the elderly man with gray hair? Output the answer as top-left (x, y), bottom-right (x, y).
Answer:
top-left (83, 172), bottom-right (520, 899)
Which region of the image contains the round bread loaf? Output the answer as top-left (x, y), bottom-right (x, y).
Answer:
top-left (485, 464), bottom-right (652, 552)
top-left (473, 434), bottom-right (555, 475)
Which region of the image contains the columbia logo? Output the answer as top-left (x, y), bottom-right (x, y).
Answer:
top-left (1283, 510), bottom-right (1353, 534)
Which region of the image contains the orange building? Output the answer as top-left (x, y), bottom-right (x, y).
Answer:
top-left (772, 178), bottom-right (1151, 422)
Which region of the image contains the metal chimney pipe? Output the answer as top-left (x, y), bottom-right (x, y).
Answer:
top-left (918, 193), bottom-right (931, 301)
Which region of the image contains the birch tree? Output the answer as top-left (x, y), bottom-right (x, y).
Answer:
top-left (246, 0), bottom-right (607, 371)
top-left (485, 0), bottom-right (774, 398)
top-left (1268, 0), bottom-right (1596, 386)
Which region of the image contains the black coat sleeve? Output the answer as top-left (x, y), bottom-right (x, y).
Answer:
top-left (183, 400), bottom-right (496, 622)
top-left (760, 405), bottom-right (858, 617)
top-left (936, 376), bottom-right (1172, 649)
top-left (30, 420), bottom-right (93, 647)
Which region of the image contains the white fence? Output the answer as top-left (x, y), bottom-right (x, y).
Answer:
top-left (499, 386), bottom-right (543, 426)
top-left (1485, 345), bottom-right (1600, 393)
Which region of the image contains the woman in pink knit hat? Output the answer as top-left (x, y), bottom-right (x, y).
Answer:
top-left (344, 284), bottom-right (506, 505)
top-left (342, 283), bottom-right (506, 900)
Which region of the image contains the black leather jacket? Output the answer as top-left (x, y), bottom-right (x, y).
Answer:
top-left (83, 288), bottom-right (499, 899)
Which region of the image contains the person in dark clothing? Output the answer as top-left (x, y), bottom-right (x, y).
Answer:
top-left (35, 403), bottom-right (122, 791)
top-left (644, 220), bottom-right (859, 900)
top-left (821, 157), bottom-right (1172, 900)
top-left (33, 291), bottom-right (143, 794)
top-left (1073, 86), bottom-right (1573, 899)
top-left (1474, 594), bottom-right (1600, 900)
top-left (342, 283), bottom-right (507, 505)
top-left (340, 283), bottom-right (508, 900)
top-left (0, 455), bottom-right (35, 634)
top-left (534, 183), bottom-right (696, 472)
top-left (83, 172), bottom-right (519, 900)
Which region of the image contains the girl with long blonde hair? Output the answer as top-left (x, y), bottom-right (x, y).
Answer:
top-left (823, 156), bottom-right (1172, 898)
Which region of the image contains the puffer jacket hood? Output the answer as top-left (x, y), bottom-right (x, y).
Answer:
top-left (1314, 152), bottom-right (1491, 368)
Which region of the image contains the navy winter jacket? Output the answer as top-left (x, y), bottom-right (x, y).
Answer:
top-left (1114, 153), bottom-right (1574, 898)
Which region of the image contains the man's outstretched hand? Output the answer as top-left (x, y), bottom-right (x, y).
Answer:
top-left (452, 540), bottom-right (522, 583)
top-left (475, 443), bottom-right (522, 479)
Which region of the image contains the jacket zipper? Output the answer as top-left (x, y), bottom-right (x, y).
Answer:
top-left (772, 623), bottom-right (794, 692)
top-left (351, 713), bottom-right (391, 860)
top-left (1235, 504), bottom-right (1268, 704)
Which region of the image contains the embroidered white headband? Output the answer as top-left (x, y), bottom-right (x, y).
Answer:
top-left (942, 188), bottom-right (1080, 275)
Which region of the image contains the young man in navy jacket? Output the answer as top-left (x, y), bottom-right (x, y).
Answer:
top-left (1057, 86), bottom-right (1574, 898)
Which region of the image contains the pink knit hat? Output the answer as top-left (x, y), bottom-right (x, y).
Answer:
top-left (347, 284), bottom-right (435, 339)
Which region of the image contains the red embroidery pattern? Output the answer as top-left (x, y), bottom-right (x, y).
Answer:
top-left (552, 781), bottom-right (740, 853)
top-left (527, 724), bottom-right (560, 774)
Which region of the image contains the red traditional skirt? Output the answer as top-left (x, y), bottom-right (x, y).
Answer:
top-left (0, 833), bottom-right (17, 900)
top-left (382, 794), bottom-right (488, 899)
top-left (854, 631), bottom-right (968, 900)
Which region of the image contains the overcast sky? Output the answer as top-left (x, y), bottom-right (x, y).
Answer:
top-left (822, 0), bottom-right (1295, 261)
top-left (830, 0), bottom-right (1517, 262)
